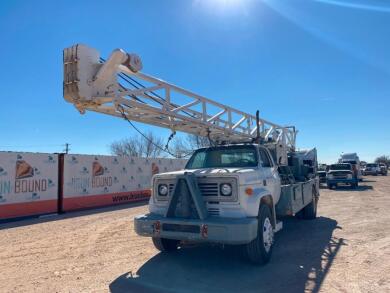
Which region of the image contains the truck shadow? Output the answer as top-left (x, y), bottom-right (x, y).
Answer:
top-left (110, 216), bottom-right (344, 293)
top-left (332, 185), bottom-right (373, 192)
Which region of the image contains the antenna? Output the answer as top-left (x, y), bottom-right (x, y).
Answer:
top-left (255, 110), bottom-right (261, 144)
top-left (64, 143), bottom-right (70, 154)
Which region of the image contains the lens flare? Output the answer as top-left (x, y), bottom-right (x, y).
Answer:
top-left (314, 0), bottom-right (390, 13)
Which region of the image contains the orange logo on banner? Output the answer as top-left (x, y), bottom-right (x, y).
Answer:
top-left (15, 160), bottom-right (34, 179)
top-left (14, 159), bottom-right (48, 194)
top-left (92, 161), bottom-right (104, 176)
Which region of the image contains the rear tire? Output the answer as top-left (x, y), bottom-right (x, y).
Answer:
top-left (300, 187), bottom-right (318, 220)
top-left (244, 205), bottom-right (274, 265)
top-left (152, 237), bottom-right (179, 252)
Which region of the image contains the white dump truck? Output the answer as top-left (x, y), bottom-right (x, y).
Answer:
top-left (63, 44), bottom-right (320, 265)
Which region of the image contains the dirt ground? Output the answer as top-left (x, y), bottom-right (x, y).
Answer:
top-left (1, 176), bottom-right (389, 293)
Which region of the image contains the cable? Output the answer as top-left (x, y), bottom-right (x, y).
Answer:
top-left (98, 57), bottom-right (203, 157)
top-left (165, 131), bottom-right (176, 151)
top-left (116, 105), bottom-right (193, 159)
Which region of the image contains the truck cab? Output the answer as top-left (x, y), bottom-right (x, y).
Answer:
top-left (135, 143), bottom-right (319, 265)
top-left (327, 163), bottom-right (358, 189)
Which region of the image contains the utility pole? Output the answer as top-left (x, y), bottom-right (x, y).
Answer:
top-left (64, 143), bottom-right (70, 154)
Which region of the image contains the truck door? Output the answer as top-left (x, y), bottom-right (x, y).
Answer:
top-left (258, 147), bottom-right (280, 199)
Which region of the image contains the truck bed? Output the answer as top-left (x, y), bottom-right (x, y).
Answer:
top-left (275, 178), bottom-right (316, 217)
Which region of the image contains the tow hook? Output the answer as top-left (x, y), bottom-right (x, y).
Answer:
top-left (153, 221), bottom-right (161, 235)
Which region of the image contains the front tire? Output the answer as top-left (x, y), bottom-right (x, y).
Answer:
top-left (152, 237), bottom-right (179, 252)
top-left (244, 205), bottom-right (274, 265)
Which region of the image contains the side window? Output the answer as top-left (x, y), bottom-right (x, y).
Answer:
top-left (259, 148), bottom-right (272, 167)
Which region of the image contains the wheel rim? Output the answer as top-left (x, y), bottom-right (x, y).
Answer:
top-left (262, 217), bottom-right (273, 253)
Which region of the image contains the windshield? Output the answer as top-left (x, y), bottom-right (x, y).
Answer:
top-left (185, 145), bottom-right (258, 169)
top-left (366, 163), bottom-right (377, 167)
top-left (329, 164), bottom-right (351, 171)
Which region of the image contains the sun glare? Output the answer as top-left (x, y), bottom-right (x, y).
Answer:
top-left (213, 0), bottom-right (242, 6)
top-left (193, 0), bottom-right (253, 15)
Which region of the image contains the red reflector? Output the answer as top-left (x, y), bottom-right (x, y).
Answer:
top-left (201, 224), bottom-right (208, 238)
top-left (154, 221), bottom-right (161, 234)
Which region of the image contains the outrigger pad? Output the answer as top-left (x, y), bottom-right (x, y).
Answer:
top-left (165, 172), bottom-right (208, 220)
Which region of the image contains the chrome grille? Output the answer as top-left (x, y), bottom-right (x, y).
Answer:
top-left (334, 175), bottom-right (347, 179)
top-left (332, 171), bottom-right (349, 179)
top-left (198, 182), bottom-right (219, 197)
top-left (155, 176), bottom-right (237, 202)
top-left (167, 182), bottom-right (219, 197)
top-left (168, 183), bottom-right (175, 195)
top-left (165, 183), bottom-right (219, 196)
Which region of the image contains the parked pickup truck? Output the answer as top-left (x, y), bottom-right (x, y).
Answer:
top-left (135, 144), bottom-right (320, 265)
top-left (364, 163), bottom-right (381, 176)
top-left (327, 163), bottom-right (358, 189)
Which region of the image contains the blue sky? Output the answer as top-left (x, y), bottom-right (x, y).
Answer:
top-left (0, 0), bottom-right (389, 163)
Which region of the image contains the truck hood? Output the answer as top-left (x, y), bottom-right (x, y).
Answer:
top-left (154, 167), bottom-right (262, 184)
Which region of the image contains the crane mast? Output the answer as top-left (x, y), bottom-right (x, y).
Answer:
top-left (63, 44), bottom-right (297, 164)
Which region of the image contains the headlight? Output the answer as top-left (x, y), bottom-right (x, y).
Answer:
top-left (158, 184), bottom-right (168, 196)
top-left (347, 174), bottom-right (352, 179)
top-left (220, 183), bottom-right (232, 196)
top-left (327, 174), bottom-right (333, 179)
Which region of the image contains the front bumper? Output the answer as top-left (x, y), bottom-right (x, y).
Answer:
top-left (327, 178), bottom-right (357, 184)
top-left (134, 213), bottom-right (258, 245)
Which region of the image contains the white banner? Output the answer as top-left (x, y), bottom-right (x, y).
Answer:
top-left (63, 154), bottom-right (186, 198)
top-left (62, 154), bottom-right (186, 210)
top-left (0, 152), bottom-right (59, 219)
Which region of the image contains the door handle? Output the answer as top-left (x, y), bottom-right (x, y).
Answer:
top-left (263, 179), bottom-right (267, 186)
